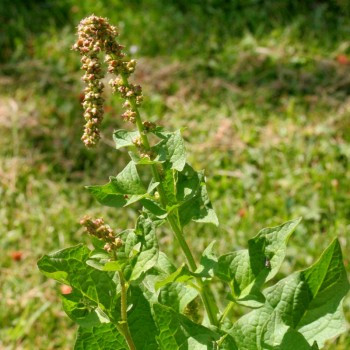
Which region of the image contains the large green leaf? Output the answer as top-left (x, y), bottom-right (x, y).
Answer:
top-left (228, 239), bottom-right (349, 349)
top-left (86, 162), bottom-right (146, 208)
top-left (74, 323), bottom-right (127, 350)
top-left (37, 244), bottom-right (121, 320)
top-left (215, 218), bottom-right (301, 307)
top-left (153, 303), bottom-right (220, 349)
top-left (127, 287), bottom-right (159, 350)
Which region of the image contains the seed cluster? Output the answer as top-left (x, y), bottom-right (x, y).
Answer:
top-left (109, 74), bottom-right (143, 124)
top-left (73, 15), bottom-right (122, 147)
top-left (80, 215), bottom-right (122, 252)
top-left (73, 15), bottom-right (145, 147)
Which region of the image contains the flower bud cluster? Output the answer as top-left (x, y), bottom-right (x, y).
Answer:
top-left (132, 136), bottom-right (153, 160)
top-left (80, 55), bottom-right (105, 147)
top-left (109, 77), bottom-right (143, 124)
top-left (73, 15), bottom-right (153, 148)
top-left (143, 121), bottom-right (156, 132)
top-left (73, 15), bottom-right (124, 147)
top-left (80, 215), bottom-right (123, 252)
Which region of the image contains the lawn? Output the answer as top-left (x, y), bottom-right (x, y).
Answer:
top-left (0, 0), bottom-right (349, 348)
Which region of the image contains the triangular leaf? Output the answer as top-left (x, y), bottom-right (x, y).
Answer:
top-left (153, 130), bottom-right (186, 171)
top-left (228, 239), bottom-right (349, 349)
top-left (215, 218), bottom-right (301, 305)
top-left (86, 162), bottom-right (146, 208)
top-left (37, 244), bottom-right (121, 321)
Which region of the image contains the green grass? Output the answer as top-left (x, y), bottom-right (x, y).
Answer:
top-left (0, 0), bottom-right (349, 348)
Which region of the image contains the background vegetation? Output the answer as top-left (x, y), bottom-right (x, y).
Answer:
top-left (0, 0), bottom-right (349, 348)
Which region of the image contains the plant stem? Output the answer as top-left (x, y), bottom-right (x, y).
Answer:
top-left (218, 301), bottom-right (234, 325)
top-left (117, 270), bottom-right (136, 350)
top-left (121, 74), bottom-right (218, 326)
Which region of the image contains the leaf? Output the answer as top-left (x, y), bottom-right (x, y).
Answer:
top-left (62, 289), bottom-right (110, 328)
top-left (127, 287), bottom-right (159, 349)
top-left (129, 214), bottom-right (159, 281)
top-left (86, 162), bottom-right (146, 208)
top-left (37, 244), bottom-right (121, 321)
top-left (103, 261), bottom-right (124, 272)
top-left (228, 239), bottom-right (349, 349)
top-left (113, 129), bottom-right (140, 150)
top-left (153, 130), bottom-right (186, 171)
top-left (141, 198), bottom-right (168, 219)
top-left (158, 282), bottom-right (198, 313)
top-left (140, 252), bottom-right (177, 303)
top-left (73, 289), bottom-right (158, 350)
top-left (161, 167), bottom-right (178, 207)
top-left (155, 264), bottom-right (194, 290)
top-left (74, 323), bottom-right (127, 350)
top-left (153, 303), bottom-right (220, 349)
top-left (195, 241), bottom-right (218, 278)
top-left (215, 218), bottom-right (301, 307)
top-left (177, 164), bottom-right (218, 227)
top-left (129, 151), bottom-right (165, 165)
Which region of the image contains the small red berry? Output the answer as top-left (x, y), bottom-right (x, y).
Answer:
top-left (238, 208), bottom-right (246, 218)
top-left (11, 251), bottom-right (23, 261)
top-left (336, 54), bottom-right (349, 65)
top-left (61, 285), bottom-right (72, 295)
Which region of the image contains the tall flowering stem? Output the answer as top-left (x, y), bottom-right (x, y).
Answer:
top-left (74, 15), bottom-right (218, 330)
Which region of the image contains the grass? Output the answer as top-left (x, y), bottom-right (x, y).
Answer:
top-left (0, 0), bottom-right (349, 348)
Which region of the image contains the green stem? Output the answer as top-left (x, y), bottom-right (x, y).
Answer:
top-left (121, 74), bottom-right (218, 326)
top-left (218, 301), bottom-right (234, 325)
top-left (117, 270), bottom-right (136, 350)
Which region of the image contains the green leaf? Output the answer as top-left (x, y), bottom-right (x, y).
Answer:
top-left (155, 264), bottom-right (194, 290)
top-left (215, 218), bottom-right (301, 307)
top-left (161, 167), bottom-right (178, 206)
top-left (177, 164), bottom-right (218, 227)
top-left (129, 151), bottom-right (164, 165)
top-left (195, 241), bottom-right (218, 278)
top-left (127, 287), bottom-right (159, 349)
top-left (62, 289), bottom-right (110, 328)
top-left (153, 130), bottom-right (186, 171)
top-left (86, 162), bottom-right (146, 208)
top-left (103, 261), bottom-right (124, 272)
top-left (74, 323), bottom-right (127, 350)
top-left (37, 244), bottom-right (121, 321)
top-left (113, 129), bottom-right (140, 149)
top-left (141, 198), bottom-right (168, 219)
top-left (129, 214), bottom-right (159, 281)
top-left (228, 239), bottom-right (349, 349)
top-left (153, 303), bottom-right (220, 349)
top-left (140, 252), bottom-right (177, 303)
top-left (158, 282), bottom-right (198, 313)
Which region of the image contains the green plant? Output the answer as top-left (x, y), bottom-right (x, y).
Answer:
top-left (37, 15), bottom-right (349, 349)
